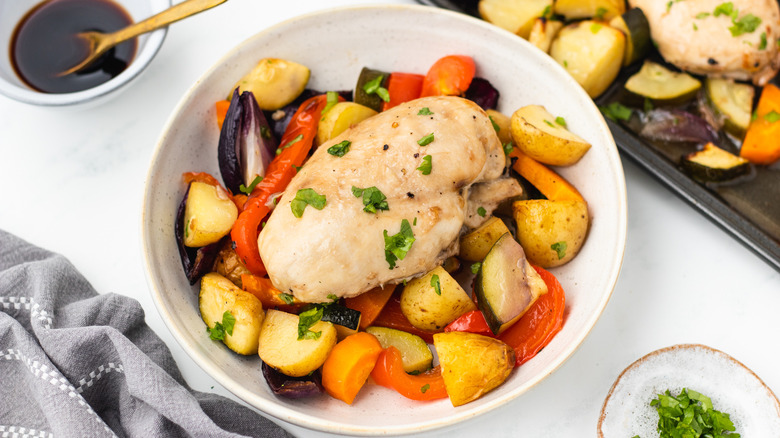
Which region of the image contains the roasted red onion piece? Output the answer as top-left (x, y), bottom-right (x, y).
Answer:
top-left (262, 362), bottom-right (324, 398)
top-left (464, 77), bottom-right (499, 110)
top-left (218, 89), bottom-right (277, 194)
top-left (175, 184), bottom-right (222, 285)
top-left (639, 108), bottom-right (718, 144)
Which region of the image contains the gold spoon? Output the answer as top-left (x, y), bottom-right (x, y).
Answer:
top-left (60, 0), bottom-right (228, 76)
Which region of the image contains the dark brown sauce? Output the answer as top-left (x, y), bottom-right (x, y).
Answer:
top-left (10, 0), bottom-right (137, 94)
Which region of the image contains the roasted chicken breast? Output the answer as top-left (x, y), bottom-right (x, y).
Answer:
top-left (257, 96), bottom-right (505, 303)
top-left (630, 0), bottom-right (780, 85)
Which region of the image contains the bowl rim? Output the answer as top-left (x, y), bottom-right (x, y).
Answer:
top-left (0, 0), bottom-right (170, 107)
top-left (141, 3), bottom-right (627, 435)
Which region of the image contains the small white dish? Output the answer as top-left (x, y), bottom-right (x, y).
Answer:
top-left (599, 344), bottom-right (780, 437)
top-left (142, 4), bottom-right (627, 435)
top-left (0, 0), bottom-right (169, 107)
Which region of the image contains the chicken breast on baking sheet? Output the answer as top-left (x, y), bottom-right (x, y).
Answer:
top-left (257, 96), bottom-right (505, 303)
top-left (630, 0), bottom-right (780, 85)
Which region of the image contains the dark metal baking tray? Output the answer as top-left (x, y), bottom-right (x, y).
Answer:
top-left (416, 0), bottom-right (780, 273)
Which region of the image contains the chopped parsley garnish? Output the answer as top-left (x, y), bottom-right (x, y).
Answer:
top-left (239, 175), bottom-right (262, 195)
top-left (351, 186), bottom-right (389, 213)
top-left (541, 5), bottom-right (552, 19)
top-left (207, 311), bottom-right (236, 341)
top-left (590, 22), bottom-right (603, 34)
top-left (279, 293), bottom-right (295, 305)
top-left (595, 6), bottom-right (607, 20)
top-left (327, 140), bottom-right (351, 157)
top-left (322, 91), bottom-right (339, 115)
top-left (503, 142), bottom-right (514, 155)
top-left (421, 383), bottom-right (430, 393)
top-left (260, 125), bottom-right (272, 139)
top-left (277, 133), bottom-right (304, 155)
top-left (417, 132), bottom-right (435, 146)
top-left (470, 262), bottom-right (481, 274)
top-left (555, 116), bottom-right (567, 128)
top-left (297, 306), bottom-right (324, 340)
top-left (184, 219), bottom-right (190, 239)
top-left (760, 32), bottom-right (768, 49)
top-left (696, 12), bottom-right (711, 19)
top-left (383, 219), bottom-right (415, 269)
top-left (430, 274), bottom-right (441, 295)
top-left (544, 119), bottom-right (555, 127)
top-left (644, 388), bottom-right (740, 438)
top-left (413, 217), bottom-right (417, 226)
top-left (363, 75), bottom-right (390, 103)
top-left (551, 241), bottom-right (567, 260)
top-left (417, 155), bottom-right (433, 175)
top-left (730, 14), bottom-right (761, 36)
top-left (644, 97), bottom-right (654, 114)
top-left (713, 2), bottom-right (735, 19)
top-left (477, 206), bottom-right (487, 217)
top-left (693, 22), bottom-right (698, 31)
top-left (764, 110), bottom-right (780, 123)
top-left (599, 102), bottom-right (633, 122)
top-left (418, 107), bottom-right (434, 116)
top-left (489, 116), bottom-right (501, 133)
top-left (291, 188), bottom-right (327, 218)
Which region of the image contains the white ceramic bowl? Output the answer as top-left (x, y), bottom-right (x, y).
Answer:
top-left (142, 4), bottom-right (627, 435)
top-left (0, 0), bottom-right (169, 107)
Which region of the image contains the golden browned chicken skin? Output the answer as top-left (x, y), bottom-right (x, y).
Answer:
top-left (257, 96), bottom-right (505, 303)
top-left (631, 0), bottom-right (780, 85)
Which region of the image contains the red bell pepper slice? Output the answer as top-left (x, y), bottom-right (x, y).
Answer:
top-left (382, 72), bottom-right (424, 111)
top-left (443, 310), bottom-right (493, 337)
top-left (231, 94), bottom-right (340, 275)
top-left (370, 346), bottom-right (447, 401)
top-left (498, 266), bottom-right (566, 367)
top-left (420, 55), bottom-right (475, 97)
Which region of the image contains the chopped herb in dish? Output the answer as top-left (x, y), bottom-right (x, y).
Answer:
top-left (418, 107), bottom-right (434, 115)
top-left (328, 140), bottom-right (351, 157)
top-left (364, 75), bottom-right (390, 103)
top-left (291, 188), bottom-right (327, 218)
top-left (352, 186), bottom-right (389, 213)
top-left (383, 219), bottom-right (415, 269)
top-left (417, 155), bottom-right (432, 175)
top-left (207, 311), bottom-right (236, 341)
top-left (417, 132), bottom-right (435, 146)
top-left (430, 274), bottom-right (441, 295)
top-left (239, 175), bottom-right (262, 195)
top-left (297, 306), bottom-right (324, 340)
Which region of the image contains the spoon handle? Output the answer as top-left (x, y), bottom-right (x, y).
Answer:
top-left (106, 0), bottom-right (228, 45)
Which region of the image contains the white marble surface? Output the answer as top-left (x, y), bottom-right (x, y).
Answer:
top-left (1, 0), bottom-right (779, 436)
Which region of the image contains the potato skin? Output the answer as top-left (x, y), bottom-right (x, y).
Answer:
top-left (459, 216), bottom-right (512, 262)
top-left (433, 332), bottom-right (515, 407)
top-left (199, 273), bottom-right (264, 355)
top-left (510, 105), bottom-right (591, 166)
top-left (400, 267), bottom-right (476, 331)
top-left (316, 102), bottom-right (377, 145)
top-left (513, 199), bottom-right (589, 267)
top-left (258, 309), bottom-right (337, 377)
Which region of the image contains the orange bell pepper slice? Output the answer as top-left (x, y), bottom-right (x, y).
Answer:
top-left (509, 149), bottom-right (584, 202)
top-left (240, 274), bottom-right (303, 313)
top-left (322, 332), bottom-right (384, 404)
top-left (741, 83), bottom-right (780, 165)
top-left (344, 284), bottom-right (396, 329)
top-left (215, 100), bottom-right (231, 130)
top-left (421, 55), bottom-right (475, 97)
top-left (370, 346), bottom-right (448, 401)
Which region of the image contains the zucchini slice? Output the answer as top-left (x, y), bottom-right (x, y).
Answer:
top-left (625, 61), bottom-right (701, 103)
top-left (681, 142), bottom-right (751, 183)
top-left (365, 326), bottom-right (433, 373)
top-left (609, 8), bottom-right (651, 66)
top-left (354, 67), bottom-right (390, 112)
top-left (705, 77), bottom-right (754, 139)
top-left (320, 303), bottom-right (362, 331)
top-left (474, 233), bottom-right (548, 334)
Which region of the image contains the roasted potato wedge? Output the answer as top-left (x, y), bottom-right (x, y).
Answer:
top-left (550, 21), bottom-right (625, 98)
top-left (479, 0), bottom-right (552, 39)
top-left (400, 266), bottom-right (476, 331)
top-left (199, 273), bottom-right (264, 355)
top-left (231, 58), bottom-right (310, 111)
top-left (459, 216), bottom-right (511, 262)
top-left (553, 0), bottom-right (625, 21)
top-left (528, 18), bottom-right (564, 53)
top-left (258, 309), bottom-right (337, 377)
top-left (485, 109), bottom-right (512, 145)
top-left (183, 182), bottom-right (238, 247)
top-left (433, 332), bottom-right (515, 407)
top-left (317, 102), bottom-right (377, 145)
top-left (513, 199), bottom-right (589, 267)
top-left (510, 105), bottom-right (591, 166)
top-left (365, 326), bottom-right (433, 373)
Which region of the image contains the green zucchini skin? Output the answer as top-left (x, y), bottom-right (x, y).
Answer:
top-left (610, 7), bottom-right (651, 66)
top-left (681, 143), bottom-right (751, 183)
top-left (354, 67), bottom-right (390, 112)
top-left (705, 77), bottom-right (755, 139)
top-left (319, 303), bottom-right (361, 331)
